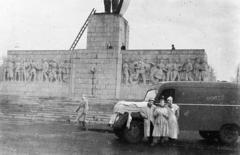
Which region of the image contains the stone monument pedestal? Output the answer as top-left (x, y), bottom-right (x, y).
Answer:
top-left (1, 13), bottom-right (211, 102)
top-left (69, 13), bottom-right (130, 100)
top-left (87, 13), bottom-right (129, 51)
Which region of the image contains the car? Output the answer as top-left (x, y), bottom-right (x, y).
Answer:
top-left (109, 81), bottom-right (240, 144)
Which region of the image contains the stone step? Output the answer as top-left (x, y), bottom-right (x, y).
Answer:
top-left (0, 95), bottom-right (114, 124)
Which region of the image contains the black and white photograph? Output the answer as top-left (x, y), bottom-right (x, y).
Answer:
top-left (0, 0), bottom-right (239, 154)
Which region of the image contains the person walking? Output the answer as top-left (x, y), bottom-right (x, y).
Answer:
top-left (74, 94), bottom-right (89, 130)
top-left (167, 96), bottom-right (180, 140)
top-left (151, 96), bottom-right (169, 146)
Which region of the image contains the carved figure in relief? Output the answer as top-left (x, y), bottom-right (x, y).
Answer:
top-left (56, 62), bottom-right (62, 82)
top-left (129, 62), bottom-right (138, 84)
top-left (172, 59), bottom-right (181, 81)
top-left (35, 60), bottom-right (43, 81)
top-left (150, 63), bottom-right (158, 84)
top-left (48, 68), bottom-right (54, 82)
top-left (158, 59), bottom-right (167, 81)
top-left (122, 62), bottom-right (130, 84)
top-left (29, 60), bottom-right (37, 81)
top-left (165, 59), bottom-right (173, 81)
top-left (64, 61), bottom-right (70, 82)
top-left (19, 60), bottom-right (24, 81)
top-left (185, 59), bottom-right (193, 81)
top-left (63, 60), bottom-right (70, 79)
top-left (134, 60), bottom-right (146, 84)
top-left (180, 60), bottom-right (187, 81)
top-left (49, 60), bottom-right (58, 82)
top-left (7, 59), bottom-right (14, 81)
top-left (151, 60), bottom-right (166, 83)
top-left (200, 59), bottom-right (208, 81)
top-left (177, 60), bottom-right (183, 81)
top-left (59, 62), bottom-right (66, 82)
top-left (15, 60), bottom-right (21, 81)
top-left (2, 60), bottom-right (7, 81)
top-left (42, 60), bottom-right (49, 82)
top-left (23, 59), bottom-right (30, 82)
top-left (193, 58), bottom-right (201, 81)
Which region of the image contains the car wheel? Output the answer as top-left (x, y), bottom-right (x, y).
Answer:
top-left (219, 124), bottom-right (239, 144)
top-left (113, 128), bottom-right (123, 139)
top-left (123, 120), bottom-right (143, 143)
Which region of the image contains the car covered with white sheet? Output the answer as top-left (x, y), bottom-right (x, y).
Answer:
top-left (109, 89), bottom-right (157, 143)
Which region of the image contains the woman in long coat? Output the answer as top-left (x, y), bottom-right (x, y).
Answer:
top-left (167, 96), bottom-right (180, 140)
top-left (151, 97), bottom-right (169, 146)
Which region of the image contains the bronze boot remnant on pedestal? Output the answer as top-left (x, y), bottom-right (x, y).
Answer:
top-left (104, 0), bottom-right (111, 13)
top-left (104, 0), bottom-right (131, 15)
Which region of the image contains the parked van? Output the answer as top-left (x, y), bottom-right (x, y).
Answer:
top-left (110, 82), bottom-right (240, 144)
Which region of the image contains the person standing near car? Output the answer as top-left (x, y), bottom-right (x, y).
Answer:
top-left (167, 96), bottom-right (180, 140)
top-left (74, 94), bottom-right (89, 130)
top-left (151, 96), bottom-right (169, 146)
top-left (143, 99), bottom-right (156, 142)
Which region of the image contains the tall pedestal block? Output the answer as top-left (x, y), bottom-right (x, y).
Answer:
top-left (87, 14), bottom-right (129, 51)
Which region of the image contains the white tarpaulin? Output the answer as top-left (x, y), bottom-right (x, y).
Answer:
top-left (109, 101), bottom-right (149, 127)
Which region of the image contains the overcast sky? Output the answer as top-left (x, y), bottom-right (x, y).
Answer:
top-left (0, 0), bottom-right (239, 81)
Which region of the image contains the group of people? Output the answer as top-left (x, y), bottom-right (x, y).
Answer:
top-left (144, 96), bottom-right (180, 146)
top-left (73, 94), bottom-right (180, 142)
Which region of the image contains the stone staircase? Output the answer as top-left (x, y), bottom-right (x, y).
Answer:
top-left (0, 95), bottom-right (116, 126)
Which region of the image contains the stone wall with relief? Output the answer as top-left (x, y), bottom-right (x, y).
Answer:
top-left (0, 50), bottom-right (71, 97)
top-left (120, 49), bottom-right (214, 100)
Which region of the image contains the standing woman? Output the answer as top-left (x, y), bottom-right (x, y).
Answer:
top-left (167, 96), bottom-right (180, 140)
top-left (151, 96), bottom-right (169, 146)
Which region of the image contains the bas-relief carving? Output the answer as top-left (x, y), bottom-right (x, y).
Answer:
top-left (2, 57), bottom-right (70, 83)
top-left (122, 56), bottom-right (211, 85)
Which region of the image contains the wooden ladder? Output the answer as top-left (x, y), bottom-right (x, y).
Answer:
top-left (69, 8), bottom-right (96, 50)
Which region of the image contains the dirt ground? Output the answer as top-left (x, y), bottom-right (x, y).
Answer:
top-left (0, 120), bottom-right (239, 155)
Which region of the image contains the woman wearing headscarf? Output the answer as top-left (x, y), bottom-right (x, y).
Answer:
top-left (151, 96), bottom-right (169, 146)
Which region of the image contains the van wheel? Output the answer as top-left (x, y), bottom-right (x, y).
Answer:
top-left (219, 124), bottom-right (239, 144)
top-left (113, 129), bottom-right (123, 139)
top-left (123, 120), bottom-right (143, 143)
top-left (199, 131), bottom-right (219, 140)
